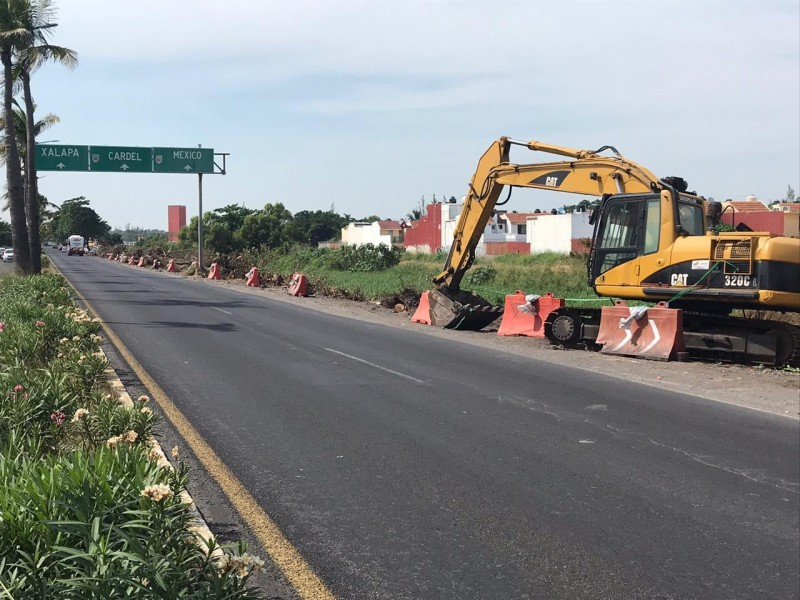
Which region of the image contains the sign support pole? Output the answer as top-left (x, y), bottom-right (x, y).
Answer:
top-left (197, 172), bottom-right (204, 271)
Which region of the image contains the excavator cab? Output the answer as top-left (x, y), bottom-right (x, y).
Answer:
top-left (589, 188), bottom-right (707, 291)
top-left (588, 193), bottom-right (661, 284)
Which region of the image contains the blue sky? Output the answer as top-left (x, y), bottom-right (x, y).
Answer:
top-left (7, 0), bottom-right (799, 230)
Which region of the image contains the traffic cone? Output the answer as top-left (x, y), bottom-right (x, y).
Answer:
top-left (208, 262), bottom-right (222, 280)
top-left (411, 291), bottom-right (432, 325)
top-left (137, 257), bottom-right (145, 267)
top-left (287, 272), bottom-right (309, 296)
top-left (167, 259), bottom-right (176, 272)
top-left (128, 257), bottom-right (135, 265)
top-left (246, 267), bottom-right (260, 287)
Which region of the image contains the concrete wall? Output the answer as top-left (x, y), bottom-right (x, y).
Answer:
top-left (720, 211), bottom-right (785, 235)
top-left (404, 203), bottom-right (445, 251)
top-left (485, 242), bottom-right (530, 255)
top-left (783, 213), bottom-right (800, 238)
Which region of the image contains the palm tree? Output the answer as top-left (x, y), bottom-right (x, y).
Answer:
top-left (15, 0), bottom-right (76, 273)
top-left (0, 98), bottom-right (59, 211)
top-left (0, 0), bottom-right (31, 272)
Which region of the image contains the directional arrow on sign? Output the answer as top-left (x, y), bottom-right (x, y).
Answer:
top-left (57, 163), bottom-right (66, 169)
top-left (120, 164), bottom-right (130, 171)
top-left (184, 165), bottom-right (193, 171)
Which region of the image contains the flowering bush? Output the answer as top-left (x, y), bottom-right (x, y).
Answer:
top-left (0, 275), bottom-right (264, 597)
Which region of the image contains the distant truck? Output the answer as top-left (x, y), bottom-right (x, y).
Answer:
top-left (67, 235), bottom-right (85, 256)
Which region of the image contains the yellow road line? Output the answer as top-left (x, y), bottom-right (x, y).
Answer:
top-left (57, 264), bottom-right (336, 600)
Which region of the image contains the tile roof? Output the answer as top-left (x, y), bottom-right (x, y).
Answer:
top-left (721, 201), bottom-right (770, 213)
top-left (378, 220), bottom-right (403, 230)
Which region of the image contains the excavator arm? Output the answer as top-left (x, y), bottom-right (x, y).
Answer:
top-left (434, 137), bottom-right (662, 290)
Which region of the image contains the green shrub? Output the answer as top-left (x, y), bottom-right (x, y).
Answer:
top-left (323, 244), bottom-right (404, 272)
top-left (465, 265), bottom-right (496, 286)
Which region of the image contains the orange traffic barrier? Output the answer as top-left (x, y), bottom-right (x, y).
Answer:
top-left (497, 291), bottom-right (564, 338)
top-left (411, 291), bottom-right (432, 325)
top-left (596, 301), bottom-right (685, 361)
top-left (208, 262), bottom-right (222, 280)
top-left (287, 272), bottom-right (309, 297)
top-left (246, 266), bottom-right (261, 287)
top-left (128, 257), bottom-right (135, 265)
top-left (166, 259), bottom-right (176, 272)
top-left (137, 257), bottom-right (145, 267)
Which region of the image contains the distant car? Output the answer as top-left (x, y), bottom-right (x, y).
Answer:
top-left (2, 249), bottom-right (13, 263)
top-left (60, 246), bottom-right (67, 253)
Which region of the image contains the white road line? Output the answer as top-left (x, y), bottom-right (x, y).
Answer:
top-left (153, 286), bottom-right (166, 291)
top-left (323, 347), bottom-right (428, 385)
top-left (211, 307), bottom-right (233, 315)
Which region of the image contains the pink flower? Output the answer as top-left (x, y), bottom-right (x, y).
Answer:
top-left (50, 411), bottom-right (66, 425)
top-left (13, 385), bottom-right (23, 393)
top-left (0, 322), bottom-right (5, 332)
top-left (36, 321), bottom-right (45, 327)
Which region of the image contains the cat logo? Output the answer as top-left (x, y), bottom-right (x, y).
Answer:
top-left (545, 176), bottom-right (559, 187)
top-left (670, 273), bottom-right (688, 286)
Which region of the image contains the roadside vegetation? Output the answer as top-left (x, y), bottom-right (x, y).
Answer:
top-left (0, 274), bottom-right (264, 597)
top-left (99, 238), bottom-right (599, 308)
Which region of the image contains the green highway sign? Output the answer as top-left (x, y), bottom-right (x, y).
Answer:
top-left (35, 144), bottom-right (89, 171)
top-left (90, 146), bottom-right (152, 172)
top-left (153, 147), bottom-right (214, 174)
top-left (34, 144), bottom-right (220, 174)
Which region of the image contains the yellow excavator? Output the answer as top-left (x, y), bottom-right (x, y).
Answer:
top-left (428, 137), bottom-right (800, 365)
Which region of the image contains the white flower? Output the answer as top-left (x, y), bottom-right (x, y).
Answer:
top-left (72, 408), bottom-right (89, 422)
top-left (141, 484), bottom-right (173, 502)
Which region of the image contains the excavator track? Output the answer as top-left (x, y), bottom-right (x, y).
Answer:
top-left (544, 307), bottom-right (800, 367)
top-left (680, 313), bottom-right (800, 367)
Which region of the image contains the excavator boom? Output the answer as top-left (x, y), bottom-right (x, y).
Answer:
top-left (434, 137), bottom-right (660, 290)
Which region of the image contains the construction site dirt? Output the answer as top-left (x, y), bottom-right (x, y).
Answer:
top-left (208, 276), bottom-right (800, 420)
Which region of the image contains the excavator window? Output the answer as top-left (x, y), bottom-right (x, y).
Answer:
top-left (595, 199), bottom-right (642, 274)
top-left (590, 194), bottom-right (662, 279)
top-left (643, 199), bottom-right (661, 254)
top-left (677, 200), bottom-right (705, 236)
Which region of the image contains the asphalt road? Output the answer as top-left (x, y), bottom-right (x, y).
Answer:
top-left (50, 250), bottom-right (800, 600)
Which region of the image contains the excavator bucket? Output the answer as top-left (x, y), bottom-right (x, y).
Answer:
top-left (426, 288), bottom-right (503, 330)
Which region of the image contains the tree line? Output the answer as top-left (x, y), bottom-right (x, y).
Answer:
top-left (1, 0), bottom-right (76, 274)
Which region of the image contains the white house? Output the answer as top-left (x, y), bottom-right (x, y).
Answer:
top-left (527, 212), bottom-right (594, 254)
top-left (341, 220), bottom-right (405, 247)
